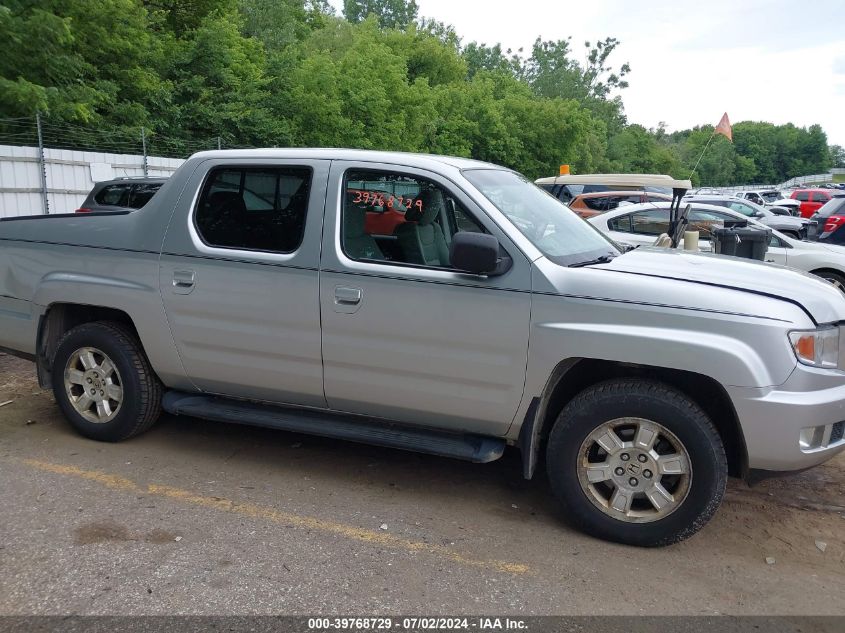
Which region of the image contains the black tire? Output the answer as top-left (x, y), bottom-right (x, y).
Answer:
top-left (51, 321), bottom-right (162, 442)
top-left (546, 379), bottom-right (727, 547)
top-left (813, 270), bottom-right (845, 292)
top-left (783, 231), bottom-right (801, 240)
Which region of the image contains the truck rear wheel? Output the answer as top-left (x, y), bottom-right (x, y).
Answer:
top-left (546, 379), bottom-right (727, 547)
top-left (51, 321), bottom-right (162, 442)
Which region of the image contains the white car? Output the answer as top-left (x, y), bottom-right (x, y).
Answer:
top-left (589, 201), bottom-right (845, 288)
top-left (733, 190), bottom-right (801, 215)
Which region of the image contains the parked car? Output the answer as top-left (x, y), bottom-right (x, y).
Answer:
top-left (734, 190), bottom-right (801, 215)
top-left (2, 149), bottom-right (845, 547)
top-left (75, 177), bottom-right (167, 214)
top-left (683, 195), bottom-right (815, 239)
top-left (535, 173), bottom-right (678, 204)
top-left (590, 201), bottom-right (845, 288)
top-left (568, 191), bottom-right (672, 218)
top-left (814, 194), bottom-right (845, 245)
top-left (791, 188), bottom-right (835, 218)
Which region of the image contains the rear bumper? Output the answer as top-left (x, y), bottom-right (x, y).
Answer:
top-left (729, 364), bottom-right (845, 472)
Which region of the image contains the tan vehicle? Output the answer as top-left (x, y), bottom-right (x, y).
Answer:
top-left (536, 173), bottom-right (684, 205)
top-left (568, 190), bottom-right (672, 219)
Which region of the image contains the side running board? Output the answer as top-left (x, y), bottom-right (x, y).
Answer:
top-left (162, 392), bottom-right (505, 464)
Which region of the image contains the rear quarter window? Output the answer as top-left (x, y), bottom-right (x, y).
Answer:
top-left (127, 183), bottom-right (162, 208)
top-left (94, 184), bottom-right (131, 207)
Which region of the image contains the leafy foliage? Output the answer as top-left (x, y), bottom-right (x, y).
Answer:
top-left (343, 0), bottom-right (417, 29)
top-left (0, 0), bottom-right (835, 183)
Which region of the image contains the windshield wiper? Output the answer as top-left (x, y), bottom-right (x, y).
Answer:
top-left (568, 254), bottom-right (618, 268)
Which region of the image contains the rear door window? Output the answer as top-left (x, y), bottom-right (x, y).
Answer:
top-left (811, 192), bottom-right (831, 203)
top-left (195, 166), bottom-right (312, 253)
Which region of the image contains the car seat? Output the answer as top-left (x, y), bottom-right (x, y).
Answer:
top-left (394, 189), bottom-right (450, 266)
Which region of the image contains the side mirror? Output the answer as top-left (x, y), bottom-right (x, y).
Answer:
top-left (449, 232), bottom-right (505, 275)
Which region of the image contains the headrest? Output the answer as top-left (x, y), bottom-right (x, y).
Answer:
top-left (344, 204), bottom-right (367, 238)
top-left (405, 188), bottom-right (444, 225)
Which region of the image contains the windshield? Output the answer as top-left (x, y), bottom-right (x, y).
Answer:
top-left (464, 169), bottom-right (620, 266)
top-left (760, 191), bottom-right (781, 203)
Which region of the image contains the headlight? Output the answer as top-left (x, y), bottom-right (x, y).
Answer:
top-left (788, 327), bottom-right (840, 368)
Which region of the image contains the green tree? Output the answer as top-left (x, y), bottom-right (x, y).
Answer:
top-left (525, 37), bottom-right (629, 102)
top-left (160, 7), bottom-right (286, 146)
top-left (0, 0), bottom-right (169, 132)
top-left (831, 145), bottom-right (845, 168)
top-left (461, 42), bottom-right (523, 80)
top-left (239, 0), bottom-right (308, 49)
top-left (607, 125), bottom-right (682, 176)
top-left (343, 0), bottom-right (418, 29)
top-left (524, 36), bottom-right (629, 144)
top-left (142, 0), bottom-right (232, 35)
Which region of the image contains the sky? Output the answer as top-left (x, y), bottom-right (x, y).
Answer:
top-left (329, 0), bottom-right (845, 146)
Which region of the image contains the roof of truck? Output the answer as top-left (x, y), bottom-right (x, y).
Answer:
top-left (189, 148), bottom-right (501, 172)
top-left (535, 173), bottom-right (693, 189)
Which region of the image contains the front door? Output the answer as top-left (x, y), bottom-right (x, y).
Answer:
top-left (159, 159), bottom-right (329, 408)
top-left (318, 161), bottom-right (532, 436)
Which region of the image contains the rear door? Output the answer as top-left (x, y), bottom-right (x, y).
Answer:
top-left (810, 192), bottom-right (831, 215)
top-left (159, 159), bottom-right (329, 407)
top-left (794, 191), bottom-right (812, 217)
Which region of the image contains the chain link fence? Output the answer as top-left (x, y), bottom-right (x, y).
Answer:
top-left (0, 115), bottom-right (253, 216)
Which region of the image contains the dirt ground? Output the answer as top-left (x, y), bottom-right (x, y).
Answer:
top-left (0, 353), bottom-right (843, 616)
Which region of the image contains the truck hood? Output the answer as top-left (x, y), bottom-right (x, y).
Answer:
top-left (762, 215), bottom-right (805, 228)
top-left (596, 247), bottom-right (845, 324)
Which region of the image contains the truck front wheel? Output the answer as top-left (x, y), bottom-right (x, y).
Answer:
top-left (546, 379), bottom-right (727, 547)
top-left (51, 321), bottom-right (162, 442)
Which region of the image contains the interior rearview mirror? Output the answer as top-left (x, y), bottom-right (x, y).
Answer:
top-left (449, 232), bottom-right (506, 276)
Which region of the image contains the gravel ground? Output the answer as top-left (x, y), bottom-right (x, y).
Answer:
top-left (0, 353), bottom-right (843, 616)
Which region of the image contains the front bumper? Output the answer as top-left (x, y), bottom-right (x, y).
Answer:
top-left (729, 363), bottom-right (845, 471)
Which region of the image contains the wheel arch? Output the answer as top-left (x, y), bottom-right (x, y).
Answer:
top-left (519, 358), bottom-right (748, 481)
top-left (809, 267), bottom-right (845, 283)
top-left (36, 303), bottom-right (141, 388)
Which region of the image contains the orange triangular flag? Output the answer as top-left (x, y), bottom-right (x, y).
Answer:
top-left (714, 112), bottom-right (732, 142)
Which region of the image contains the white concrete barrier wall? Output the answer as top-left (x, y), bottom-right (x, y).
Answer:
top-left (0, 144), bottom-right (184, 217)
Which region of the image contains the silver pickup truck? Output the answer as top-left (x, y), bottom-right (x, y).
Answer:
top-left (2, 149), bottom-right (844, 547)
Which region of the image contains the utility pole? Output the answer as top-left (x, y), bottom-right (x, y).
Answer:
top-left (141, 126), bottom-right (148, 177)
top-left (35, 113), bottom-right (49, 214)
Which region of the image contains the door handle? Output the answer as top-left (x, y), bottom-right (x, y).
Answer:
top-left (172, 270), bottom-right (196, 295)
top-left (334, 286), bottom-right (362, 305)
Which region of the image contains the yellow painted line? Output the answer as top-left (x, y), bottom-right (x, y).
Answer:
top-left (22, 459), bottom-right (530, 575)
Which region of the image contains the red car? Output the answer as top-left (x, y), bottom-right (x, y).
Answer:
top-left (791, 188), bottom-right (835, 218)
top-left (347, 188), bottom-right (412, 235)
